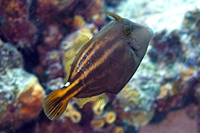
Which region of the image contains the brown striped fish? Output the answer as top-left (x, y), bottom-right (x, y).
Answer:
top-left (43, 10), bottom-right (153, 120)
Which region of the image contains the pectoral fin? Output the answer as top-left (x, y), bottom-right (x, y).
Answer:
top-left (99, 10), bottom-right (122, 22)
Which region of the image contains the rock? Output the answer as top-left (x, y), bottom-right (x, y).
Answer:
top-left (0, 68), bottom-right (45, 131)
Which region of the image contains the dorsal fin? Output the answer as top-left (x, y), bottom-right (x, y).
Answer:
top-left (62, 34), bottom-right (90, 82)
top-left (69, 33), bottom-right (90, 53)
top-left (99, 10), bottom-right (122, 22)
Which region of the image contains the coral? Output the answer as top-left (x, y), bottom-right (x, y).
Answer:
top-left (0, 68), bottom-right (45, 131)
top-left (35, 117), bottom-right (83, 133)
top-left (91, 118), bottom-right (105, 129)
top-left (0, 0), bottom-right (37, 49)
top-left (155, 66), bottom-right (199, 112)
top-left (116, 85), bottom-right (155, 127)
top-left (112, 126), bottom-right (124, 133)
top-left (0, 41), bottom-right (45, 131)
top-left (90, 108), bottom-right (126, 133)
top-left (104, 111), bottom-right (116, 124)
top-left (182, 9), bottom-right (200, 46)
top-left (157, 82), bottom-right (182, 100)
top-left (46, 77), bottom-right (64, 92)
top-left (16, 74), bottom-right (45, 119)
top-left (149, 31), bottom-right (183, 64)
top-left (0, 0), bottom-right (31, 18)
top-left (92, 100), bottom-right (107, 116)
top-left (36, 47), bottom-right (64, 82)
top-left (0, 17), bottom-right (37, 49)
top-left (148, 9), bottom-right (200, 116)
top-left (91, 111), bottom-right (117, 130)
top-left (43, 23), bottom-right (63, 49)
top-left (0, 42), bottom-right (23, 74)
top-left (73, 15), bottom-right (86, 29)
top-left (36, 0), bottom-right (78, 23)
top-left (181, 9), bottom-right (200, 68)
top-left (76, 0), bottom-right (106, 26)
top-left (63, 103), bottom-right (82, 123)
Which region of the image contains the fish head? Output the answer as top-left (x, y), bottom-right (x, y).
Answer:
top-left (100, 10), bottom-right (153, 61)
top-left (120, 18), bottom-right (154, 60)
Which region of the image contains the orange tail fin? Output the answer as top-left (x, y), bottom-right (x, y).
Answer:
top-left (43, 87), bottom-right (71, 121)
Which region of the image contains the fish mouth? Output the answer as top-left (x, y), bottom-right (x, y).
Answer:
top-left (128, 42), bottom-right (139, 57)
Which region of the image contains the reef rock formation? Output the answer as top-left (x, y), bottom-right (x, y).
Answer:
top-left (0, 41), bottom-right (45, 131)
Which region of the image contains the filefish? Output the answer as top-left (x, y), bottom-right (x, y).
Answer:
top-left (43, 10), bottom-right (153, 120)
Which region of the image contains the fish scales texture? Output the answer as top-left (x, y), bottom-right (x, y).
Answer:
top-left (43, 10), bottom-right (153, 120)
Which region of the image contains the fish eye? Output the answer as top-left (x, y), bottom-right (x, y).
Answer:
top-left (123, 25), bottom-right (132, 35)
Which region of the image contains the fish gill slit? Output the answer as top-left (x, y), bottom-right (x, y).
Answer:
top-left (128, 43), bottom-right (139, 57)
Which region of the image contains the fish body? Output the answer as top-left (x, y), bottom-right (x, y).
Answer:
top-left (70, 21), bottom-right (140, 97)
top-left (43, 10), bottom-right (153, 120)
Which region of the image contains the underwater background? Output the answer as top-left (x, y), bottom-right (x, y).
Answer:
top-left (0, 0), bottom-right (200, 133)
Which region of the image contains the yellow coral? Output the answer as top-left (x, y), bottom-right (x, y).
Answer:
top-left (69, 111), bottom-right (82, 123)
top-left (92, 100), bottom-right (107, 116)
top-left (74, 15), bottom-right (86, 28)
top-left (5, 0), bottom-right (19, 13)
top-left (157, 80), bottom-right (184, 99)
top-left (63, 104), bottom-right (82, 123)
top-left (180, 68), bottom-right (195, 81)
top-left (117, 85), bottom-right (141, 110)
top-left (91, 118), bottom-right (105, 129)
top-left (112, 126), bottom-right (124, 133)
top-left (104, 111), bottom-right (116, 124)
top-left (157, 83), bottom-right (170, 99)
top-left (131, 109), bottom-right (154, 126)
top-left (91, 111), bottom-right (116, 129)
top-left (117, 84), bottom-right (155, 127)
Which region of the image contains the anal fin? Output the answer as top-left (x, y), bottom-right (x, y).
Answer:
top-left (73, 93), bottom-right (108, 109)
